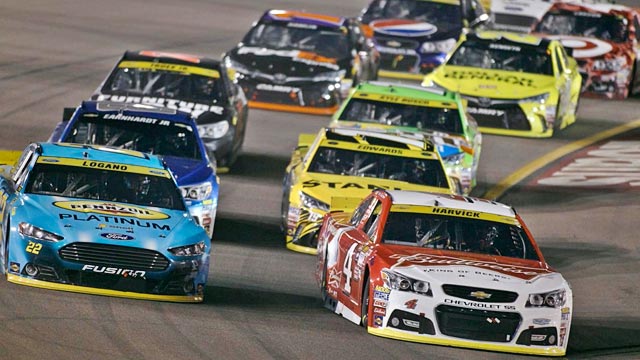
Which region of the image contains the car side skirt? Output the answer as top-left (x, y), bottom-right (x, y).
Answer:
top-left (248, 101), bottom-right (338, 115)
top-left (7, 274), bottom-right (203, 303)
top-left (367, 327), bottom-right (566, 357)
top-left (478, 126), bottom-right (553, 138)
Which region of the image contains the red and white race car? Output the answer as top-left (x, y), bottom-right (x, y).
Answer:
top-left (532, 1), bottom-right (640, 99)
top-left (316, 189), bottom-right (572, 356)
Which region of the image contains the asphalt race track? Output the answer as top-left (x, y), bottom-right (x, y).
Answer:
top-left (1, 1), bottom-right (639, 359)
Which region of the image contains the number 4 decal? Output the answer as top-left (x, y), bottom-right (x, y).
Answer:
top-left (342, 243), bottom-right (359, 295)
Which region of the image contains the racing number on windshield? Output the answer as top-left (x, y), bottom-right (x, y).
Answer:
top-left (26, 241), bottom-right (42, 255)
top-left (342, 243), bottom-right (359, 295)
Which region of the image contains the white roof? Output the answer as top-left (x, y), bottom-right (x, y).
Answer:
top-left (387, 190), bottom-right (516, 218)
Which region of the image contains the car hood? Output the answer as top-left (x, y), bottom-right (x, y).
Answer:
top-left (17, 195), bottom-right (203, 249)
top-left (377, 245), bottom-right (556, 284)
top-left (430, 65), bottom-right (556, 98)
top-left (161, 155), bottom-right (214, 186)
top-left (299, 172), bottom-right (450, 206)
top-left (370, 19), bottom-right (461, 42)
top-left (542, 34), bottom-right (633, 61)
top-left (229, 46), bottom-right (348, 77)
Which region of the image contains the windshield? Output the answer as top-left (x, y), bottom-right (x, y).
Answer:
top-left (101, 65), bottom-right (226, 103)
top-left (338, 98), bottom-right (463, 134)
top-left (308, 146), bottom-right (449, 188)
top-left (63, 114), bottom-right (202, 160)
top-left (535, 12), bottom-right (628, 43)
top-left (448, 40), bottom-right (553, 75)
top-left (25, 164), bottom-right (186, 210)
top-left (382, 212), bottom-right (539, 260)
top-left (363, 0), bottom-right (461, 30)
top-left (245, 23), bottom-right (350, 58)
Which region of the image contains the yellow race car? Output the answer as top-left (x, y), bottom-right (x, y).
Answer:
top-left (422, 31), bottom-right (582, 138)
top-left (281, 127), bottom-right (454, 254)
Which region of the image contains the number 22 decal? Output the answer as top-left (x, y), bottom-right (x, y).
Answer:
top-left (26, 241), bottom-right (42, 255)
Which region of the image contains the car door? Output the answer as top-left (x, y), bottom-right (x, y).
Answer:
top-left (339, 196), bottom-right (383, 306)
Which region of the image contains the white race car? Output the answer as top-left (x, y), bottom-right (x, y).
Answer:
top-left (317, 189), bottom-right (573, 356)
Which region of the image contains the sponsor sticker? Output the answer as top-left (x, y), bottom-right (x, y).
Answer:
top-left (373, 314), bottom-right (384, 327)
top-left (533, 318), bottom-right (552, 326)
top-left (373, 307), bottom-right (386, 316)
top-left (100, 233), bottom-right (134, 240)
top-left (373, 299), bottom-right (387, 308)
top-left (404, 299), bottom-right (418, 310)
top-left (374, 290), bottom-right (390, 301)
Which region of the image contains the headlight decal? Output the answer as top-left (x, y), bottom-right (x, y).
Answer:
top-left (197, 121), bottom-right (229, 139)
top-left (18, 222), bottom-right (63, 242)
top-left (526, 289), bottom-right (567, 308)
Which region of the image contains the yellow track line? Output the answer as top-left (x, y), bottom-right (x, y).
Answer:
top-left (483, 119), bottom-right (640, 200)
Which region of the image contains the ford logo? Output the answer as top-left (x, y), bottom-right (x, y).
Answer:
top-left (100, 233), bottom-right (134, 240)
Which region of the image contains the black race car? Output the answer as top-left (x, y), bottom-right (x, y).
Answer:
top-left (93, 50), bottom-right (249, 171)
top-left (224, 9), bottom-right (379, 115)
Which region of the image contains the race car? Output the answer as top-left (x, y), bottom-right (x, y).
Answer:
top-left (48, 101), bottom-right (219, 238)
top-left (532, 2), bottom-right (640, 99)
top-left (490, 0), bottom-right (617, 34)
top-left (422, 31), bottom-right (582, 138)
top-left (330, 81), bottom-right (482, 195)
top-left (316, 189), bottom-right (573, 356)
top-left (0, 143), bottom-right (211, 302)
top-left (224, 9), bottom-right (379, 115)
top-left (282, 127), bottom-right (454, 255)
top-left (359, 0), bottom-right (490, 80)
top-left (92, 50), bottom-right (249, 171)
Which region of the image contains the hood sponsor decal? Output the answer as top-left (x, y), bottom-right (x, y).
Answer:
top-left (389, 253), bottom-right (549, 278)
top-left (444, 70), bottom-right (535, 87)
top-left (96, 94), bottom-right (224, 118)
top-left (371, 19), bottom-right (438, 38)
top-left (444, 298), bottom-right (516, 311)
top-left (237, 47), bottom-right (339, 70)
top-left (547, 36), bottom-right (613, 59)
top-left (59, 213), bottom-right (170, 231)
top-left (54, 201), bottom-right (169, 219)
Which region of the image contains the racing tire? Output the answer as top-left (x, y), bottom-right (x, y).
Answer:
top-left (360, 279), bottom-right (370, 327)
top-left (280, 189), bottom-right (290, 232)
top-left (321, 251), bottom-right (337, 312)
top-left (3, 221), bottom-right (9, 275)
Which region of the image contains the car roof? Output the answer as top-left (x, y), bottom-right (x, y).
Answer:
top-left (352, 81), bottom-right (460, 103)
top-left (386, 190), bottom-right (516, 218)
top-left (261, 9), bottom-right (348, 29)
top-left (121, 50), bottom-right (221, 69)
top-left (37, 142), bottom-right (167, 170)
top-left (321, 127), bottom-right (436, 152)
top-left (466, 31), bottom-right (553, 49)
top-left (78, 100), bottom-right (196, 127)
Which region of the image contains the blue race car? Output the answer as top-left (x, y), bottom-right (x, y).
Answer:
top-left (49, 101), bottom-right (218, 238)
top-left (0, 143), bottom-right (211, 302)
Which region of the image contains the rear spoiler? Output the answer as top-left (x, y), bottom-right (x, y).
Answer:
top-left (330, 196), bottom-right (364, 213)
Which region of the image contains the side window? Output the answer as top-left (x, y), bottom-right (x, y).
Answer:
top-left (11, 147), bottom-right (33, 184)
top-left (363, 201), bottom-right (383, 241)
top-left (634, 16), bottom-right (640, 42)
top-left (220, 65), bottom-right (237, 100)
top-left (349, 196), bottom-right (375, 227)
top-left (553, 47), bottom-right (565, 75)
top-left (12, 149), bottom-right (35, 190)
